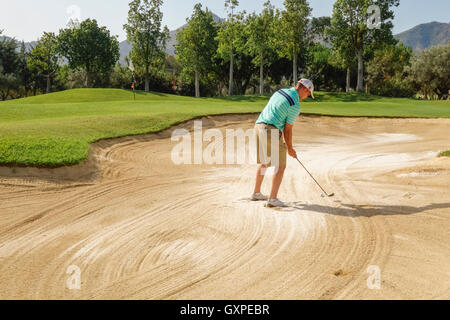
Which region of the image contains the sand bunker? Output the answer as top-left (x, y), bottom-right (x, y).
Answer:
top-left (0, 115), bottom-right (449, 299)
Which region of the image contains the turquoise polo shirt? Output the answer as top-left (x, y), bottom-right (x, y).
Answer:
top-left (256, 88), bottom-right (301, 131)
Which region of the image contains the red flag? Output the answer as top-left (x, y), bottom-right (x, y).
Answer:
top-left (131, 83), bottom-right (135, 89)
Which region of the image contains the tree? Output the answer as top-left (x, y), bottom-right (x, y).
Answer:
top-left (329, 32), bottom-right (356, 92)
top-left (245, 1), bottom-right (279, 94)
top-left (58, 19), bottom-right (120, 88)
top-left (310, 16), bottom-right (332, 43)
top-left (28, 32), bottom-right (60, 93)
top-left (230, 41), bottom-right (258, 95)
top-left (0, 34), bottom-right (21, 100)
top-left (278, 0), bottom-right (311, 85)
top-left (176, 3), bottom-right (218, 97)
top-left (305, 43), bottom-right (345, 91)
top-left (218, 12), bottom-right (258, 96)
top-left (329, 0), bottom-right (399, 92)
top-left (16, 41), bottom-right (33, 96)
top-left (216, 0), bottom-right (241, 96)
top-left (124, 0), bottom-right (170, 92)
top-left (110, 63), bottom-right (133, 89)
top-left (366, 42), bottom-right (414, 96)
top-left (165, 54), bottom-right (181, 76)
top-left (408, 44), bottom-right (450, 99)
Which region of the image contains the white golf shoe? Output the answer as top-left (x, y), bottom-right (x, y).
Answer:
top-left (265, 199), bottom-right (288, 208)
top-left (251, 193), bottom-right (269, 201)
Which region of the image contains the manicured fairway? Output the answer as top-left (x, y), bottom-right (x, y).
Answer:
top-left (0, 89), bottom-right (449, 167)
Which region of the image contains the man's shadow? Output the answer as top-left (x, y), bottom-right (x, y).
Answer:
top-left (285, 201), bottom-right (450, 218)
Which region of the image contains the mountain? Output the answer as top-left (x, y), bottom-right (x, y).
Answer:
top-left (394, 21), bottom-right (450, 51)
top-left (0, 36), bottom-right (37, 51)
top-left (119, 12), bottom-right (224, 63)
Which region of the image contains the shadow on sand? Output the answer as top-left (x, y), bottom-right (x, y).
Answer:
top-left (285, 201), bottom-right (450, 217)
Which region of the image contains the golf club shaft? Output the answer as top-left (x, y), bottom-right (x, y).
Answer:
top-left (296, 157), bottom-right (332, 196)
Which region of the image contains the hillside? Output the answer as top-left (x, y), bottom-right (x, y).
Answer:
top-left (395, 21), bottom-right (450, 51)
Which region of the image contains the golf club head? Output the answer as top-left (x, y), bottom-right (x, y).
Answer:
top-left (322, 193), bottom-right (335, 198)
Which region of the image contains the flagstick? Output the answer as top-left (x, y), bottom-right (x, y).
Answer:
top-left (129, 60), bottom-right (136, 101)
top-left (132, 71), bottom-right (136, 101)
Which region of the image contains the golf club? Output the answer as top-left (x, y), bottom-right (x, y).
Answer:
top-left (296, 157), bottom-right (335, 197)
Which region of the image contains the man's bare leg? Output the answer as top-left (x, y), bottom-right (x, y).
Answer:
top-left (253, 164), bottom-right (267, 194)
top-left (269, 166), bottom-right (286, 200)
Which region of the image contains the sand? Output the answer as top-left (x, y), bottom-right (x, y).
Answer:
top-left (0, 115), bottom-right (449, 300)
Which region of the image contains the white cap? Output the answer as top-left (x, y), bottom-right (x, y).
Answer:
top-left (298, 78), bottom-right (315, 99)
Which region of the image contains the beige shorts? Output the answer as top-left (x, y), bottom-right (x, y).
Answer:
top-left (255, 123), bottom-right (287, 167)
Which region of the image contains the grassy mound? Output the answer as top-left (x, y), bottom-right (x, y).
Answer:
top-left (4, 88), bottom-right (189, 104)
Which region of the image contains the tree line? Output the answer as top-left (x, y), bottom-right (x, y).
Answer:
top-left (0, 0), bottom-right (448, 101)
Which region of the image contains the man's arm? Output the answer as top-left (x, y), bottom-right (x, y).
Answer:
top-left (283, 123), bottom-right (297, 159)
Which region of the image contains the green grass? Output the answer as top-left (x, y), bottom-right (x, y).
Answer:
top-left (0, 88), bottom-right (449, 167)
top-left (439, 151), bottom-right (450, 157)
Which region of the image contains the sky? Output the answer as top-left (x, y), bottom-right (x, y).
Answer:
top-left (1, 0), bottom-right (449, 42)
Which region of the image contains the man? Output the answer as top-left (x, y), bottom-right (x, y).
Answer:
top-left (251, 79), bottom-right (314, 208)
